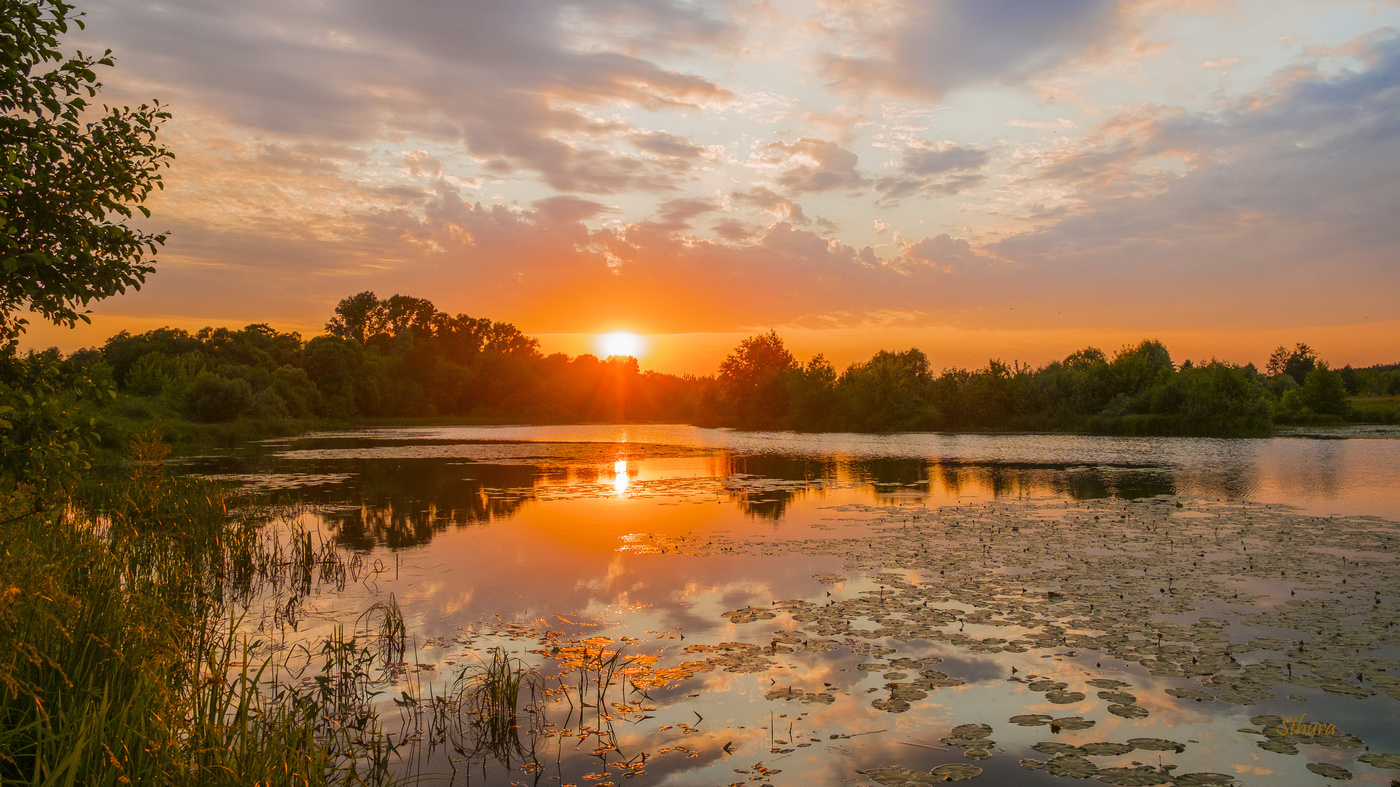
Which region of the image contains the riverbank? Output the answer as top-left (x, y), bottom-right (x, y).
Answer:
top-left (0, 434), bottom-right (399, 784)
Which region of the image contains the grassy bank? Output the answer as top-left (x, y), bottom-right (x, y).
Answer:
top-left (1348, 395), bottom-right (1400, 424)
top-left (0, 431), bottom-right (397, 785)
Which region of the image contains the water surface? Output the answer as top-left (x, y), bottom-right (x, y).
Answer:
top-left (190, 426), bottom-right (1400, 786)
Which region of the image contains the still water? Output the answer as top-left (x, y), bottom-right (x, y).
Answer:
top-left (188, 426), bottom-right (1400, 786)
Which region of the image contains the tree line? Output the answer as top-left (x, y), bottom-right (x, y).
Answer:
top-left (29, 293), bottom-right (1400, 446)
top-left (709, 334), bottom-right (1395, 435)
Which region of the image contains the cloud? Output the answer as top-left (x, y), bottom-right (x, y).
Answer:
top-left (896, 234), bottom-right (992, 272)
top-left (820, 0), bottom-right (1139, 99)
top-left (732, 187), bottom-right (810, 225)
top-left (874, 141), bottom-right (989, 202)
top-left (651, 197), bottom-right (719, 231)
top-left (532, 196), bottom-right (616, 224)
top-left (712, 218), bottom-right (759, 240)
top-left (631, 131), bottom-right (706, 159)
top-left (988, 30), bottom-right (1400, 323)
top-left (763, 138), bottom-right (868, 193)
top-left (76, 0), bottom-right (733, 193)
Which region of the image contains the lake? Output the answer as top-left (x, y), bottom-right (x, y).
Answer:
top-left (185, 425), bottom-right (1400, 786)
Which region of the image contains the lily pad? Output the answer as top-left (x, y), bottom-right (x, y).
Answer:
top-left (1009, 714), bottom-right (1054, 727)
top-left (1093, 767), bottom-right (1172, 785)
top-left (1054, 716), bottom-right (1097, 731)
top-left (929, 763), bottom-right (983, 780)
top-left (873, 698), bottom-right (911, 713)
top-left (1098, 691), bottom-right (1138, 704)
top-left (1087, 678), bottom-right (1133, 689)
top-left (1108, 703), bottom-right (1149, 719)
top-left (1172, 774), bottom-right (1237, 786)
top-left (1081, 742), bottom-right (1135, 756)
top-left (722, 606), bottom-right (777, 624)
top-left (856, 766), bottom-right (941, 786)
top-left (1044, 755), bottom-right (1100, 778)
top-left (1312, 733), bottom-right (1364, 750)
top-left (1033, 741), bottom-right (1086, 756)
top-left (1047, 690), bottom-right (1087, 704)
top-left (964, 749), bottom-right (990, 760)
top-left (950, 723), bottom-right (993, 739)
top-left (1165, 688), bottom-right (1215, 702)
top-left (1127, 738), bottom-right (1184, 752)
top-left (1256, 739), bottom-right (1297, 755)
top-left (1305, 763), bottom-right (1351, 780)
top-left (1358, 753), bottom-right (1400, 769)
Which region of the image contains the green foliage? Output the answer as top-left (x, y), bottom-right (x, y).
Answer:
top-left (1298, 364), bottom-right (1348, 416)
top-left (1346, 395), bottom-right (1400, 424)
top-left (181, 371), bottom-right (253, 423)
top-left (717, 330), bottom-right (797, 428)
top-left (0, 347), bottom-right (106, 493)
top-left (41, 289), bottom-right (1400, 440)
top-left (0, 0), bottom-right (168, 500)
top-left (839, 349), bottom-right (935, 431)
top-left (1266, 342), bottom-right (1318, 385)
top-left (0, 431), bottom-right (400, 785)
top-left (0, 0), bottom-right (171, 339)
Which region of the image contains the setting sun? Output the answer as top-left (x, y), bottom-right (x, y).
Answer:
top-left (597, 331), bottom-right (644, 359)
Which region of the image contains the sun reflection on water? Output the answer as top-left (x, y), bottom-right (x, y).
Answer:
top-left (613, 459), bottom-right (629, 495)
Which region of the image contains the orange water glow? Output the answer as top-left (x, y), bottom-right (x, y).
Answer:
top-left (612, 459), bottom-right (630, 496)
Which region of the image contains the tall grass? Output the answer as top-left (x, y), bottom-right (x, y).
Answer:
top-left (0, 427), bottom-right (396, 785)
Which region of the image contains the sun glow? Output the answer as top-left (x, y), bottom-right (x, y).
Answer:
top-left (597, 331), bottom-right (644, 360)
top-left (613, 459), bottom-right (629, 495)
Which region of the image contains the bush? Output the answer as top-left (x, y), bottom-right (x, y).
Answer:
top-left (182, 373), bottom-right (253, 423)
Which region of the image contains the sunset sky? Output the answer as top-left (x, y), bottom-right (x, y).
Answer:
top-left (30, 0), bottom-right (1400, 375)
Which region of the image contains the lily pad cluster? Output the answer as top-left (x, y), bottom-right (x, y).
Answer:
top-left (1021, 737), bottom-right (1217, 786)
top-left (1009, 714), bottom-right (1095, 731)
top-left (1241, 713), bottom-right (1365, 754)
top-left (642, 494), bottom-right (1398, 781)
top-left (764, 686), bottom-right (835, 705)
top-left (940, 723), bottom-right (994, 759)
top-left (856, 763), bottom-right (983, 784)
top-left (695, 496), bottom-right (1397, 721)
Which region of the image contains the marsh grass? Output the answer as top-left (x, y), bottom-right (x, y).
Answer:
top-left (0, 427), bottom-right (401, 785)
top-left (435, 646), bottom-right (546, 773)
top-left (359, 595), bottom-right (407, 668)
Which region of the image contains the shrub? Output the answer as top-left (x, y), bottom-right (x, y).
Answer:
top-left (182, 373), bottom-right (253, 423)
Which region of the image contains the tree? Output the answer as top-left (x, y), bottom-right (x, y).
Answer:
top-left (1, 0), bottom-right (169, 490)
top-left (839, 349), bottom-right (934, 430)
top-left (0, 0), bottom-right (172, 340)
top-left (1299, 364), bottom-right (1348, 416)
top-left (1266, 343), bottom-right (1318, 384)
top-left (718, 331), bottom-right (797, 428)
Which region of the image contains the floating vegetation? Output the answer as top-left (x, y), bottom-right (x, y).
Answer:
top-left (1306, 762), bottom-right (1353, 779)
top-left (1357, 753), bottom-right (1400, 769)
top-left (1093, 766), bottom-right (1174, 785)
top-left (1108, 703), bottom-right (1150, 719)
top-left (929, 763), bottom-right (983, 780)
top-left (623, 493), bottom-right (1399, 782)
top-left (164, 428), bottom-right (1400, 785)
top-left (1127, 738), bottom-right (1186, 752)
top-left (857, 765), bottom-right (947, 786)
top-left (1165, 687), bottom-right (1215, 702)
top-left (1081, 742), bottom-right (1135, 756)
top-left (765, 686), bottom-right (835, 705)
top-left (940, 723), bottom-right (994, 750)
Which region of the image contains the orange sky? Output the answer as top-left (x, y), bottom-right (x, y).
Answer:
top-left (20, 0), bottom-right (1400, 375)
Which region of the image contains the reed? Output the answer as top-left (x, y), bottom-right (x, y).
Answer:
top-left (442, 646), bottom-right (545, 772)
top-left (0, 428), bottom-right (399, 785)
